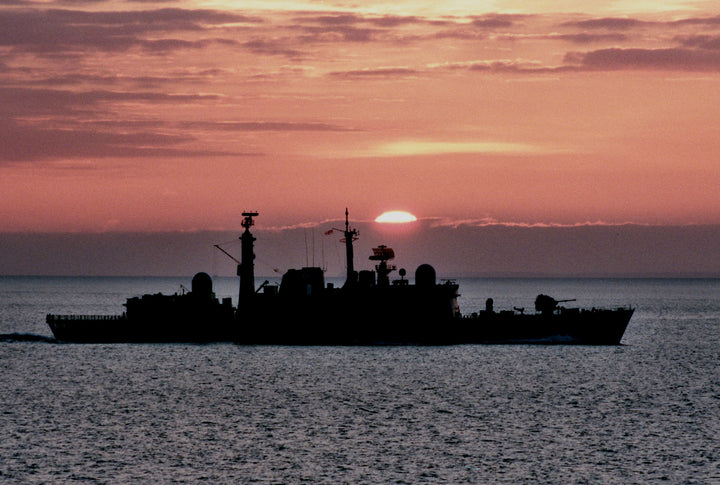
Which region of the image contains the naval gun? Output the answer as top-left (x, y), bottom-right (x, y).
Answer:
top-left (535, 294), bottom-right (577, 315)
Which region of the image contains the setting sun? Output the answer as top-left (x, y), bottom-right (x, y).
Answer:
top-left (375, 211), bottom-right (418, 223)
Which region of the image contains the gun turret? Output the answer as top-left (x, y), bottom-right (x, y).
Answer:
top-left (535, 294), bottom-right (576, 315)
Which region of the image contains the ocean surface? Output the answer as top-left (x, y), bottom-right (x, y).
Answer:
top-left (1, 276), bottom-right (718, 483)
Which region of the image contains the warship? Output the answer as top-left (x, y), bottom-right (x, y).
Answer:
top-left (47, 210), bottom-right (634, 344)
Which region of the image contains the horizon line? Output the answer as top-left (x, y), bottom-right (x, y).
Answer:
top-left (3, 219), bottom-right (720, 234)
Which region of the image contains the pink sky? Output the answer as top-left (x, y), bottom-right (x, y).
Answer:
top-left (2, 0), bottom-right (720, 233)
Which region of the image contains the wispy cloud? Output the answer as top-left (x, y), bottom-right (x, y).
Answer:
top-left (178, 121), bottom-right (356, 132)
top-left (427, 217), bottom-right (656, 229)
top-left (361, 140), bottom-right (562, 157)
top-left (328, 66), bottom-right (420, 79)
top-left (543, 32), bottom-right (629, 44)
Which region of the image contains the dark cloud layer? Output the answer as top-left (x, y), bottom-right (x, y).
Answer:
top-left (561, 17), bottom-right (651, 30)
top-left (0, 87), bottom-right (217, 117)
top-left (0, 86), bottom-right (226, 162)
top-left (0, 117), bottom-right (238, 162)
top-left (3, 6), bottom-right (720, 72)
top-left (676, 34), bottom-right (720, 50)
top-left (551, 32), bottom-right (628, 44)
top-left (0, 8), bottom-right (257, 53)
top-left (565, 47), bottom-right (720, 71)
top-left (470, 14), bottom-right (525, 29)
top-left (2, 224), bottom-right (719, 277)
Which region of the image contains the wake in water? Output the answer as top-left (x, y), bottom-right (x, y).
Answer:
top-left (0, 333), bottom-right (57, 343)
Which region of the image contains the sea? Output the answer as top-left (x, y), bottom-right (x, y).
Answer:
top-left (0, 276), bottom-right (718, 484)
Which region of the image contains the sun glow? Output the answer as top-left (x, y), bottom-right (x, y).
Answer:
top-left (375, 211), bottom-right (418, 223)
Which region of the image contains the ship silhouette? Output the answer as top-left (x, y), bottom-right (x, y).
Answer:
top-left (47, 210), bottom-right (633, 344)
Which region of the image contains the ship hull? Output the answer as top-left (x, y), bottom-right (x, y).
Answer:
top-left (47, 307), bottom-right (633, 345)
top-left (47, 314), bottom-right (235, 344)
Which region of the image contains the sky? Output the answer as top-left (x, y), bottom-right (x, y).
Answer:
top-left (1, 0), bottom-right (720, 276)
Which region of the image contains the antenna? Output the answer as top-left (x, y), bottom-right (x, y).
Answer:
top-left (304, 229), bottom-right (309, 267)
top-left (214, 244), bottom-right (240, 264)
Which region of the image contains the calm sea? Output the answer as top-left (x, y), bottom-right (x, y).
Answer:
top-left (1, 276), bottom-right (718, 483)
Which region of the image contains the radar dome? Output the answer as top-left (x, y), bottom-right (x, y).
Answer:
top-left (192, 272), bottom-right (213, 297)
top-left (415, 264), bottom-right (436, 287)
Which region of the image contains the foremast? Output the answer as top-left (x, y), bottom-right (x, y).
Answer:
top-left (239, 211), bottom-right (258, 303)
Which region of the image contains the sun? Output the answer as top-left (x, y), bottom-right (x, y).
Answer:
top-left (375, 211), bottom-right (417, 223)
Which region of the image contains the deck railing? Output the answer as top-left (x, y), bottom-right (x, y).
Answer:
top-left (47, 314), bottom-right (126, 321)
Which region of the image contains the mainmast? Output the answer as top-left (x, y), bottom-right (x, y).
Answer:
top-left (239, 211), bottom-right (258, 302)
